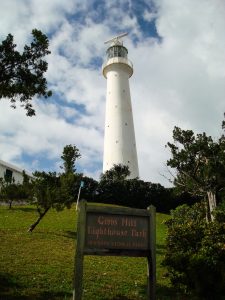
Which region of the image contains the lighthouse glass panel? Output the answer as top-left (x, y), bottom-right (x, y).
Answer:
top-left (107, 46), bottom-right (128, 59)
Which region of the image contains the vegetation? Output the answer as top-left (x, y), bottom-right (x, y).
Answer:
top-left (167, 126), bottom-right (225, 221)
top-left (96, 164), bottom-right (196, 213)
top-left (163, 202), bottom-right (225, 299)
top-left (0, 182), bottom-right (23, 209)
top-left (2, 119), bottom-right (225, 299)
top-left (164, 122), bottom-right (225, 298)
top-left (0, 29), bottom-right (52, 116)
top-left (60, 144), bottom-right (81, 174)
top-left (0, 171), bottom-right (32, 209)
top-left (28, 145), bottom-right (81, 232)
top-left (1, 25), bottom-right (224, 300)
top-left (0, 159), bottom-right (196, 233)
top-left (0, 204), bottom-right (173, 300)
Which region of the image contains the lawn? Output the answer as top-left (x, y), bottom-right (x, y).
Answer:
top-left (0, 204), bottom-right (174, 300)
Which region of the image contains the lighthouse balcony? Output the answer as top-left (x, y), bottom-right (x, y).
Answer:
top-left (102, 57), bottom-right (133, 78)
top-left (102, 57), bottom-right (133, 69)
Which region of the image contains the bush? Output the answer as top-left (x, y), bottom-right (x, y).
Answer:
top-left (214, 199), bottom-right (225, 223)
top-left (163, 202), bottom-right (225, 299)
top-left (95, 178), bottom-right (178, 211)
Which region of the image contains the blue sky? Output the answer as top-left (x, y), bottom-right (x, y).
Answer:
top-left (0, 0), bottom-right (225, 186)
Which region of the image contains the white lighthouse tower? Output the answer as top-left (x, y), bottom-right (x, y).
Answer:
top-left (102, 33), bottom-right (139, 178)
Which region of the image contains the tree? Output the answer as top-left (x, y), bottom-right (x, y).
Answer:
top-left (0, 171), bottom-right (32, 209)
top-left (0, 29), bottom-right (52, 116)
top-left (96, 164), bottom-right (173, 210)
top-left (0, 182), bottom-right (21, 209)
top-left (167, 126), bottom-right (225, 221)
top-left (100, 164), bottom-right (130, 182)
top-left (28, 171), bottom-right (61, 232)
top-left (59, 144), bottom-right (82, 205)
top-left (28, 145), bottom-right (81, 232)
top-left (97, 164), bottom-right (130, 205)
top-left (78, 176), bottom-right (98, 202)
top-left (60, 144), bottom-right (81, 174)
top-left (163, 203), bottom-right (225, 299)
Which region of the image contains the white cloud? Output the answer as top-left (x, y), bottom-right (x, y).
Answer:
top-left (0, 0), bottom-right (225, 187)
top-left (129, 0), bottom-right (225, 184)
top-left (143, 10), bottom-right (157, 23)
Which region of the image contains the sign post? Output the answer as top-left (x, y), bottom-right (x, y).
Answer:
top-left (148, 205), bottom-right (156, 299)
top-left (73, 201), bottom-right (86, 300)
top-left (73, 201), bottom-right (156, 300)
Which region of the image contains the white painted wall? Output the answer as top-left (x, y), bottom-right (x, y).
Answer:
top-left (0, 160), bottom-right (32, 184)
top-left (102, 56), bottom-right (139, 178)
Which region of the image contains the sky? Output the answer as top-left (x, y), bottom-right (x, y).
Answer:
top-left (0, 0), bottom-right (225, 187)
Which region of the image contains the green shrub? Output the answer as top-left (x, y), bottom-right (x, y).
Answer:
top-left (214, 199), bottom-right (225, 223)
top-left (163, 202), bottom-right (225, 299)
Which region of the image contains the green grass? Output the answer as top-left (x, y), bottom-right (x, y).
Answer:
top-left (0, 204), bottom-right (174, 300)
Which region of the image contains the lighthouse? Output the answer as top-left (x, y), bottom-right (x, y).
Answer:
top-left (102, 33), bottom-right (139, 178)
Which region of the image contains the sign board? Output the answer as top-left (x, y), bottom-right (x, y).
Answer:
top-left (73, 201), bottom-right (156, 300)
top-left (86, 213), bottom-right (149, 251)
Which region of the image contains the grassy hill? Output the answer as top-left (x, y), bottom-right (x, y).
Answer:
top-left (0, 204), bottom-right (173, 300)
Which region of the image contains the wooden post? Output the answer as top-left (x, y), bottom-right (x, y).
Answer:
top-left (73, 200), bottom-right (86, 300)
top-left (147, 205), bottom-right (156, 300)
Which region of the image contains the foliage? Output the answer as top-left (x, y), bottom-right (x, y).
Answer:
top-left (214, 198), bottom-right (225, 223)
top-left (97, 164), bottom-right (134, 206)
top-left (78, 176), bottom-right (98, 202)
top-left (21, 170), bottom-right (33, 201)
top-left (0, 182), bottom-right (22, 209)
top-left (96, 164), bottom-right (174, 211)
top-left (31, 171), bottom-right (62, 209)
top-left (0, 171), bottom-right (32, 209)
top-left (59, 172), bottom-right (81, 206)
top-left (167, 126), bottom-right (225, 220)
top-left (60, 144), bottom-right (81, 174)
top-left (167, 188), bottom-right (200, 211)
top-left (28, 145), bottom-right (82, 232)
top-left (100, 164), bottom-right (130, 181)
top-left (0, 29), bottom-right (52, 116)
top-left (163, 203), bottom-right (225, 299)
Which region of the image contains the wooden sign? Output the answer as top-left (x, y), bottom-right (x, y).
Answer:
top-left (73, 201), bottom-right (156, 300)
top-left (86, 213), bottom-right (149, 251)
